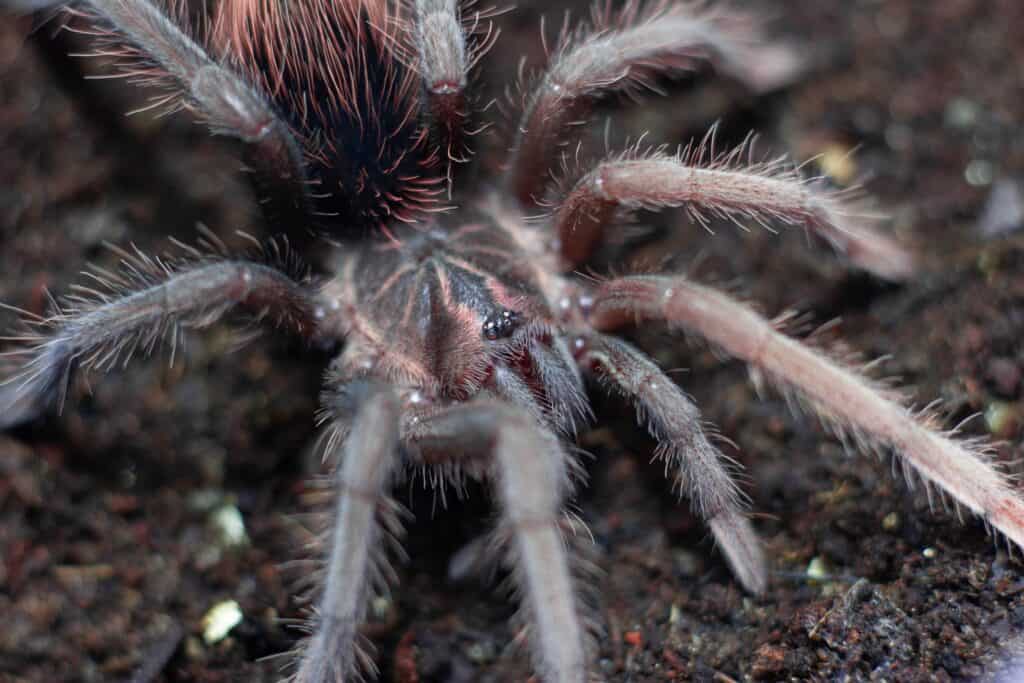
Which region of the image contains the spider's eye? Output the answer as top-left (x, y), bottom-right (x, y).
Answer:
top-left (482, 309), bottom-right (521, 340)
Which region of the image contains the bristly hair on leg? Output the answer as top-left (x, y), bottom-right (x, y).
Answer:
top-left (411, 0), bottom-right (472, 153)
top-left (401, 400), bottom-right (591, 681)
top-left (211, 0), bottom-right (446, 236)
top-left (50, 0), bottom-right (315, 230)
top-left (61, 0), bottom-right (198, 115)
top-left (291, 384), bottom-right (406, 683)
top-left (403, 1), bottom-right (504, 168)
top-left (54, 0), bottom-right (287, 138)
top-left (508, 0), bottom-right (800, 208)
top-left (577, 332), bottom-right (765, 594)
top-left (549, 133), bottom-right (916, 279)
top-left (488, 510), bottom-right (603, 680)
top-left (591, 275), bottom-right (1024, 554)
top-left (0, 234), bottom-right (317, 429)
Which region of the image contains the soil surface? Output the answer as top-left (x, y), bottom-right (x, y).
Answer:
top-left (2, 1), bottom-right (1024, 681)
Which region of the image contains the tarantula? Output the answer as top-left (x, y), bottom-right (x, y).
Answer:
top-left (3, 0), bottom-right (1024, 681)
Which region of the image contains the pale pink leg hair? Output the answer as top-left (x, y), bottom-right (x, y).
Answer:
top-left (295, 386), bottom-right (404, 683)
top-left (590, 275), bottom-right (1024, 551)
top-left (405, 399), bottom-right (589, 683)
top-left (552, 150), bottom-right (915, 279)
top-left (577, 333), bottom-right (765, 594)
top-left (508, 1), bottom-right (801, 207)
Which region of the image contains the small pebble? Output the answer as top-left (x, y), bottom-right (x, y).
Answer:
top-left (978, 179), bottom-right (1024, 238)
top-left (965, 160), bottom-right (995, 187)
top-left (466, 642), bottom-right (495, 664)
top-left (882, 512), bottom-right (901, 531)
top-left (371, 596), bottom-right (391, 621)
top-left (818, 143), bottom-right (857, 185)
top-left (202, 600), bottom-right (243, 645)
top-left (986, 401), bottom-right (1021, 438)
top-left (806, 556), bottom-right (830, 581)
top-left (945, 97), bottom-right (980, 129)
top-left (210, 504), bottom-right (249, 549)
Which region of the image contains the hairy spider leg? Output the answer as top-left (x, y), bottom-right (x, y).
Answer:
top-left (589, 274), bottom-right (1024, 551)
top-left (69, 0), bottom-right (311, 224)
top-left (504, 3), bottom-right (911, 280)
top-left (296, 371), bottom-right (592, 683)
top-left (402, 397), bottom-right (590, 683)
top-left (412, 0), bottom-right (470, 165)
top-left (0, 253), bottom-right (317, 428)
top-left (552, 152), bottom-right (915, 279)
top-left (576, 333), bottom-right (766, 594)
top-left (507, 2), bottom-right (777, 209)
top-left (296, 385), bottom-right (404, 683)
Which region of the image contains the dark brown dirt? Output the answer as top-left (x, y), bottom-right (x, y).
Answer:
top-left (2, 1), bottom-right (1024, 681)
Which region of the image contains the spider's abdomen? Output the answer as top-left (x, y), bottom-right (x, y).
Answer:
top-left (212, 0), bottom-right (441, 233)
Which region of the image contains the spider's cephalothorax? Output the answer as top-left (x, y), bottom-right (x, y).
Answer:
top-left (3, 1), bottom-right (1024, 682)
top-left (326, 214), bottom-right (579, 413)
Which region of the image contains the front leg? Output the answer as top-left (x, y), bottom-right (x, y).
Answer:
top-left (296, 383), bottom-right (404, 683)
top-left (0, 246), bottom-right (319, 427)
top-left (575, 333), bottom-right (765, 594)
top-left (404, 399), bottom-right (590, 683)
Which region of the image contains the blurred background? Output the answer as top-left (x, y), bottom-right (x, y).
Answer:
top-left (1, 0), bottom-right (1023, 680)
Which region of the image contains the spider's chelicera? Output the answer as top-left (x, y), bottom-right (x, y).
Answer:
top-left (3, 1), bottom-right (1024, 681)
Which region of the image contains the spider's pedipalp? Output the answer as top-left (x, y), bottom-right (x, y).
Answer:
top-left (296, 384), bottom-right (404, 683)
top-left (508, 1), bottom-right (784, 208)
top-left (66, 0), bottom-right (311, 224)
top-left (551, 147), bottom-right (916, 279)
top-left (404, 400), bottom-right (591, 683)
top-left (589, 275), bottom-right (1024, 552)
top-left (0, 248), bottom-right (318, 429)
top-left (577, 333), bottom-right (765, 594)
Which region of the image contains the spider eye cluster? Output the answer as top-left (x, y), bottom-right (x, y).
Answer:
top-left (482, 309), bottom-right (521, 340)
